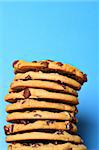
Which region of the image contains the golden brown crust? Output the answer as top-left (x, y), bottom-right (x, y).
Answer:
top-left (4, 121), bottom-right (77, 135)
top-left (6, 110), bottom-right (76, 122)
top-left (13, 60), bottom-right (87, 84)
top-left (5, 88), bottom-right (78, 104)
top-left (6, 99), bottom-right (78, 113)
top-left (9, 80), bottom-right (78, 96)
top-left (8, 143), bottom-right (87, 150)
top-left (14, 71), bottom-right (81, 90)
top-left (6, 131), bottom-right (82, 143)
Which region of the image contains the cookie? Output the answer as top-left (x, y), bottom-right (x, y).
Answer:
top-left (6, 131), bottom-right (82, 143)
top-left (8, 143), bottom-right (87, 150)
top-left (4, 121), bottom-right (77, 135)
top-left (13, 60), bottom-right (87, 84)
top-left (6, 99), bottom-right (78, 113)
top-left (9, 80), bottom-right (78, 96)
top-left (6, 110), bottom-right (77, 122)
top-left (14, 71), bottom-right (81, 90)
top-left (5, 88), bottom-right (78, 104)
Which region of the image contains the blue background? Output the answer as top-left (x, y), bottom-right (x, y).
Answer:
top-left (0, 1), bottom-right (98, 150)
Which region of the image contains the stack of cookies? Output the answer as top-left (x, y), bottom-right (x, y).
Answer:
top-left (4, 60), bottom-right (87, 150)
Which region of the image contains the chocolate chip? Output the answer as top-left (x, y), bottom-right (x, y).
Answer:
top-left (25, 75), bottom-right (32, 80)
top-left (57, 80), bottom-right (62, 84)
top-left (32, 61), bottom-right (37, 63)
top-left (84, 74), bottom-right (87, 82)
top-left (41, 61), bottom-right (49, 68)
top-left (71, 116), bottom-right (77, 123)
top-left (12, 142), bottom-right (16, 145)
top-left (46, 120), bottom-right (54, 125)
top-left (55, 130), bottom-right (64, 135)
top-left (56, 62), bottom-right (63, 66)
top-left (57, 80), bottom-right (66, 87)
top-left (4, 126), bottom-right (9, 135)
top-left (72, 69), bottom-right (76, 73)
top-left (66, 122), bottom-right (73, 131)
top-left (12, 60), bottom-right (19, 67)
top-left (57, 80), bottom-right (66, 89)
top-left (4, 125), bottom-right (14, 135)
top-left (46, 60), bottom-right (54, 62)
top-left (34, 114), bottom-right (42, 118)
top-left (23, 88), bottom-right (31, 98)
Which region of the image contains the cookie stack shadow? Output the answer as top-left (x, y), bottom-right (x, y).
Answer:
top-left (4, 60), bottom-right (87, 150)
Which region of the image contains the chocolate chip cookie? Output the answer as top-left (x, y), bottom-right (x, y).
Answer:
top-left (5, 88), bottom-right (78, 104)
top-left (9, 80), bottom-right (78, 96)
top-left (6, 99), bottom-right (78, 113)
top-left (8, 143), bottom-right (87, 150)
top-left (4, 59), bottom-right (88, 150)
top-left (6, 110), bottom-right (77, 122)
top-left (14, 71), bottom-right (81, 90)
top-left (13, 60), bottom-right (87, 84)
top-left (6, 131), bottom-right (83, 143)
top-left (4, 121), bottom-right (77, 135)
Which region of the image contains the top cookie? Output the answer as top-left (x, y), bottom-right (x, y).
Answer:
top-left (13, 60), bottom-right (87, 84)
